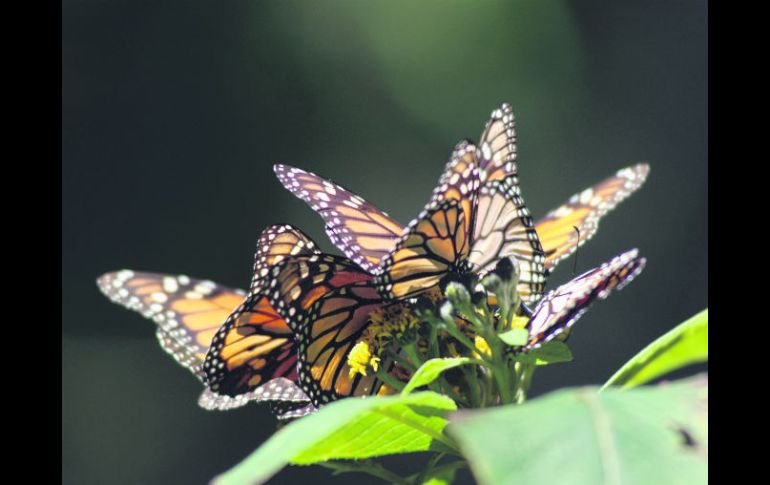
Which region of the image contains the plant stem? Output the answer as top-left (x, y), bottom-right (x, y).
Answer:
top-left (402, 343), bottom-right (425, 369)
top-left (384, 348), bottom-right (416, 372)
top-left (428, 324), bottom-right (440, 359)
top-left (461, 365), bottom-right (482, 408)
top-left (374, 367), bottom-right (406, 392)
top-left (514, 362), bottom-right (535, 403)
top-left (318, 460), bottom-right (411, 485)
top-left (442, 323), bottom-right (494, 367)
top-left (417, 459), bottom-right (469, 481)
top-left (413, 452), bottom-right (445, 484)
top-left (490, 344), bottom-right (513, 404)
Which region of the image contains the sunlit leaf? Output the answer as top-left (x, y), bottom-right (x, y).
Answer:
top-left (514, 340), bottom-right (573, 366)
top-left (402, 358), bottom-right (473, 395)
top-left (498, 328), bottom-right (529, 347)
top-left (602, 309), bottom-right (708, 390)
top-left (212, 392), bottom-right (457, 485)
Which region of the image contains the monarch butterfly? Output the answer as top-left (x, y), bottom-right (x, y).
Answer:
top-left (524, 248), bottom-right (647, 349)
top-left (276, 104), bottom-right (546, 304)
top-left (275, 105), bottom-right (648, 300)
top-left (264, 230), bottom-right (406, 407)
top-left (96, 225), bottom-right (320, 419)
top-left (378, 140), bottom-right (548, 302)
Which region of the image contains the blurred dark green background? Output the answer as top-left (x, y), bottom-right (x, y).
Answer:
top-left (62, 1), bottom-right (707, 484)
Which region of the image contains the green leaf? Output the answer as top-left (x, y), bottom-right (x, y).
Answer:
top-left (498, 328), bottom-right (529, 347)
top-left (421, 466), bottom-right (458, 485)
top-left (602, 309), bottom-right (708, 390)
top-left (211, 392), bottom-right (458, 485)
top-left (449, 374), bottom-right (707, 485)
top-left (514, 340), bottom-right (573, 366)
top-left (402, 357), bottom-right (473, 395)
top-left (423, 478), bottom-right (450, 485)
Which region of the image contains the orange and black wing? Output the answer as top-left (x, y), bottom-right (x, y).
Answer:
top-left (274, 164), bottom-right (404, 273)
top-left (376, 142), bottom-right (479, 300)
top-left (247, 223), bottom-right (321, 293)
top-left (268, 252), bottom-right (395, 406)
top-left (203, 225), bottom-right (320, 399)
top-left (201, 297), bottom-right (299, 398)
top-left (97, 271), bottom-right (245, 381)
top-left (536, 164), bottom-right (650, 271)
top-left (377, 200), bottom-right (471, 300)
top-left (526, 248), bottom-right (646, 348)
top-left (431, 140), bottom-right (480, 239)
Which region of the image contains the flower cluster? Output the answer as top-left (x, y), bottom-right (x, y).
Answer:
top-left (347, 287), bottom-right (443, 377)
top-left (340, 255), bottom-right (545, 408)
top-left (344, 241), bottom-right (645, 410)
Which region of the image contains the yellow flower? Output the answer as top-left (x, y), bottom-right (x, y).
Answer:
top-left (474, 336), bottom-right (492, 359)
top-left (347, 341), bottom-right (380, 377)
top-left (366, 299), bottom-right (423, 348)
top-left (510, 315), bottom-right (530, 330)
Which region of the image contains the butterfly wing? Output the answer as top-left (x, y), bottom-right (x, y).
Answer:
top-left (536, 164), bottom-right (650, 271)
top-left (204, 225), bottom-right (319, 398)
top-left (526, 248), bottom-right (646, 348)
top-left (97, 271), bottom-right (245, 381)
top-left (477, 103), bottom-right (518, 183)
top-left (377, 200), bottom-right (471, 300)
top-left (468, 105), bottom-right (547, 303)
top-left (268, 253), bottom-right (395, 406)
top-left (274, 164), bottom-right (404, 273)
top-left (197, 377), bottom-right (309, 411)
top-left (269, 401), bottom-right (319, 421)
top-left (469, 175), bottom-right (547, 304)
top-left (431, 140), bottom-right (480, 236)
top-left (247, 223), bottom-right (321, 292)
top-left (376, 142), bottom-right (479, 300)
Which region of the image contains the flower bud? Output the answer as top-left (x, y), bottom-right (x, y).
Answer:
top-left (444, 281), bottom-right (472, 306)
top-left (439, 272), bottom-right (476, 293)
top-left (480, 273), bottom-right (503, 294)
top-left (493, 256), bottom-right (520, 286)
top-left (471, 287), bottom-right (488, 307)
top-left (439, 300), bottom-right (455, 323)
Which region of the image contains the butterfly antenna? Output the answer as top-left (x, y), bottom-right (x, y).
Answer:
top-left (572, 226), bottom-right (581, 274)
